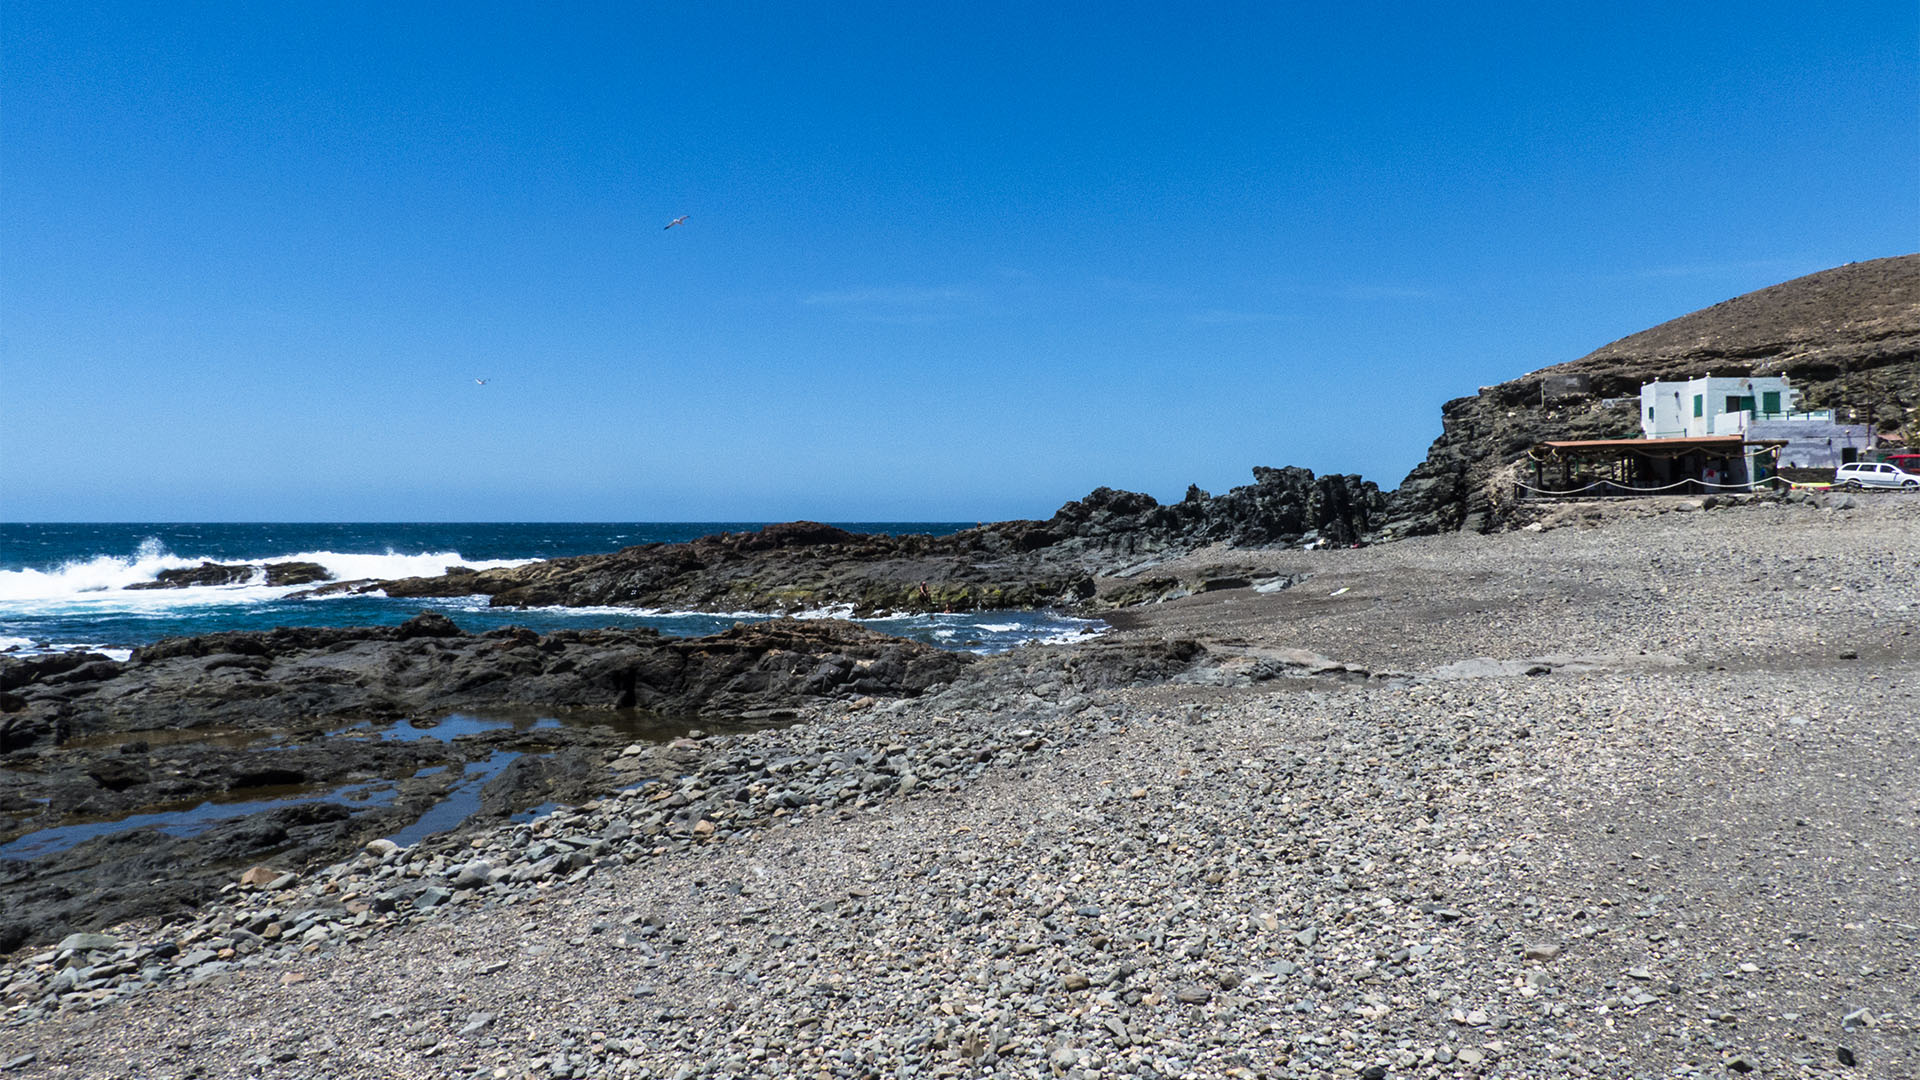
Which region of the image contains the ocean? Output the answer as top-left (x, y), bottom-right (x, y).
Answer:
top-left (0, 522), bottom-right (1103, 659)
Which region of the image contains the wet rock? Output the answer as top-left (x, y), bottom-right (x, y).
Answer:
top-left (125, 562), bottom-right (258, 590)
top-left (4, 619), bottom-right (972, 748)
top-left (263, 562), bottom-right (331, 587)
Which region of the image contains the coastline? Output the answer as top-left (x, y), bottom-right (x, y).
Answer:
top-left (2, 494), bottom-right (1914, 1075)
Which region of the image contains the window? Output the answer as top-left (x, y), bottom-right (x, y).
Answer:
top-left (1762, 390), bottom-right (1780, 415)
top-left (1692, 395), bottom-right (1703, 418)
top-left (1647, 407), bottom-right (1654, 421)
top-left (1724, 396), bottom-right (1754, 414)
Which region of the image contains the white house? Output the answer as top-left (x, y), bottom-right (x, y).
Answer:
top-left (1640, 375), bottom-right (1806, 438)
top-left (1640, 374), bottom-right (1873, 470)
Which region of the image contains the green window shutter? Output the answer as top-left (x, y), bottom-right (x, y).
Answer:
top-left (1762, 391), bottom-right (1780, 415)
top-left (1692, 395), bottom-right (1703, 418)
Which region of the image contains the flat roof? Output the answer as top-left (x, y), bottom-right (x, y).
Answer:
top-left (1534, 435), bottom-right (1788, 454)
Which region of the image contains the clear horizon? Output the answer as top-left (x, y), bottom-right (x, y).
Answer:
top-left (5, 2), bottom-right (1915, 522)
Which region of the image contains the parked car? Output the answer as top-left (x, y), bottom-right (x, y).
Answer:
top-left (1835, 461), bottom-right (1920, 489)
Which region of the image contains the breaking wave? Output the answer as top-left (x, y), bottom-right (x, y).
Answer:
top-left (0, 538), bottom-right (530, 607)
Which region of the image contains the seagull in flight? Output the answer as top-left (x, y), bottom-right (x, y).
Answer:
top-left (664, 215), bottom-right (689, 230)
top-left (474, 378), bottom-right (489, 386)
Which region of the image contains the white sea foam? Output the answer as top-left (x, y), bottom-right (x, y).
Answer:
top-left (793, 603), bottom-right (857, 620)
top-left (0, 539), bottom-right (186, 601)
top-left (1033, 625), bottom-right (1105, 647)
top-left (30, 643), bottom-right (134, 661)
top-left (0, 542), bottom-right (531, 613)
top-left (277, 549), bottom-right (532, 583)
top-left (0, 635), bottom-right (34, 652)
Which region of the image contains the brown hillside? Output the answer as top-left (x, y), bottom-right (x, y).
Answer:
top-left (1555, 254), bottom-right (1920, 392)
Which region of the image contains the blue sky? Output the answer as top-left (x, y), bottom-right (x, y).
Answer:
top-left (4, 2), bottom-right (1915, 521)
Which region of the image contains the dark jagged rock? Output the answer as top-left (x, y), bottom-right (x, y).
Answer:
top-left (473, 748), bottom-right (604, 823)
top-left (0, 616), bottom-right (971, 751)
top-left (125, 561), bottom-right (255, 589)
top-left (0, 652), bottom-right (115, 694)
top-left (370, 467), bottom-right (1386, 616)
top-left (1385, 255), bottom-right (1920, 536)
top-left (125, 560), bottom-right (332, 590)
top-left (262, 561), bottom-right (331, 586)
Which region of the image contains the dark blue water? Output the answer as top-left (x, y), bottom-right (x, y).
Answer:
top-left (0, 522), bottom-right (1100, 657)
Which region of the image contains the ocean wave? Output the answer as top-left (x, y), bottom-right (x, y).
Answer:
top-left (272, 549), bottom-right (532, 583)
top-left (1031, 625), bottom-right (1105, 647)
top-left (2, 641), bottom-right (135, 661)
top-left (0, 539), bottom-right (530, 608)
top-left (0, 539), bottom-right (188, 601)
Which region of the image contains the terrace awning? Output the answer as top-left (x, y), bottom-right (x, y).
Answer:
top-left (1532, 435), bottom-right (1786, 458)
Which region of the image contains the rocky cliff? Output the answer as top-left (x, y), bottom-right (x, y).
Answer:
top-left (1385, 254), bottom-right (1920, 535)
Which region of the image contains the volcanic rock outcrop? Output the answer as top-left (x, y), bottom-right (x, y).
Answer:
top-left (366, 467), bottom-right (1386, 615)
top-left (124, 561), bottom-right (332, 590)
top-left (1385, 254), bottom-right (1920, 535)
top-left (0, 614), bottom-right (970, 752)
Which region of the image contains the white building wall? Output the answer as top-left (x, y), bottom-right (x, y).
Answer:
top-left (1641, 376), bottom-right (1801, 438)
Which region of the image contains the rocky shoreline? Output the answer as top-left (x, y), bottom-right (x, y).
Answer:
top-left (0, 494), bottom-right (1913, 1077)
top-left (0, 618), bottom-right (972, 954)
top-left (0, 464), bottom-right (1391, 959)
top-left (326, 467), bottom-right (1385, 617)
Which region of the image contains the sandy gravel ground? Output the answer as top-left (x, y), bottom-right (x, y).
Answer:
top-left (2, 494), bottom-right (1915, 1079)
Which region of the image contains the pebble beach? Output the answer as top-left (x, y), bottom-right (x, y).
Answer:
top-left (3, 494), bottom-right (1916, 1079)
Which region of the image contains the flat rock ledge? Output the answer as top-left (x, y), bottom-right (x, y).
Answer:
top-left (0, 615), bottom-right (972, 751)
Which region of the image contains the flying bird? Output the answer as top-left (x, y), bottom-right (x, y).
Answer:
top-left (474, 379), bottom-right (489, 385)
top-left (664, 215), bottom-right (689, 230)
